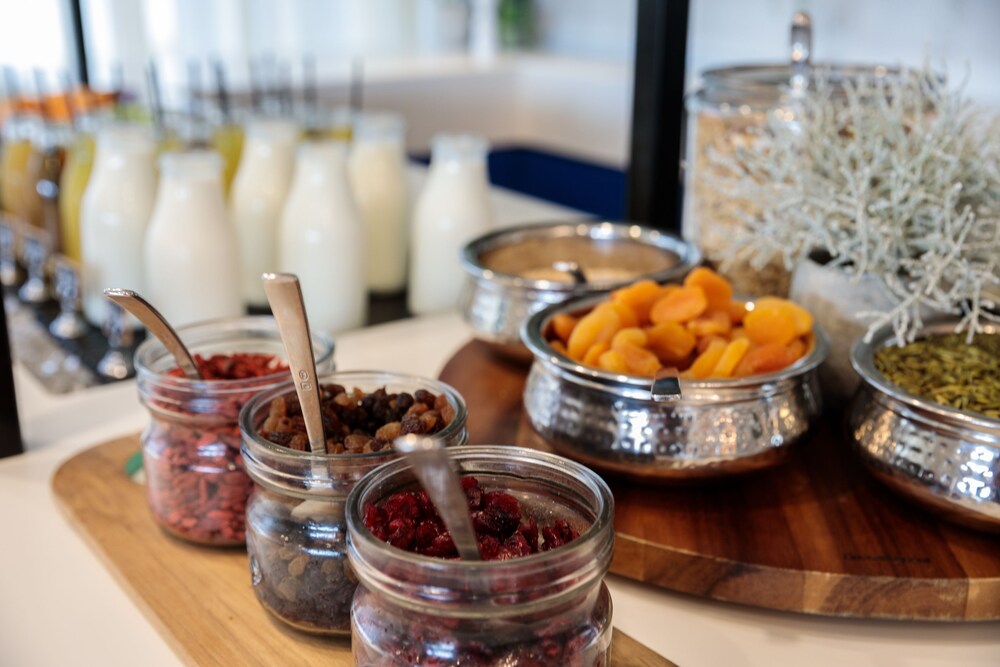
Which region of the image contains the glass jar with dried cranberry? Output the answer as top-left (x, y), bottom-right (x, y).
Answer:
top-left (136, 316), bottom-right (334, 547)
top-left (345, 446), bottom-right (615, 666)
top-left (239, 371), bottom-right (469, 636)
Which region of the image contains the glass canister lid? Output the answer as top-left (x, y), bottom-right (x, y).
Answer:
top-left (696, 12), bottom-right (895, 109)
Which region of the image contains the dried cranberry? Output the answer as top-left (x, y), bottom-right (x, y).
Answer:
top-left (541, 519), bottom-right (579, 552)
top-left (474, 492), bottom-right (522, 538)
top-left (386, 517), bottom-right (415, 550)
top-left (461, 476), bottom-right (482, 510)
top-left (369, 476), bottom-right (582, 561)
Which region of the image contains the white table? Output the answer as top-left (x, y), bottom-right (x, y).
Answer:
top-left (2, 184), bottom-right (998, 666)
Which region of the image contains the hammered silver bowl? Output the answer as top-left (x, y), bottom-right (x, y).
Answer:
top-left (520, 293), bottom-right (829, 481)
top-left (459, 221), bottom-right (700, 360)
top-left (849, 321), bottom-right (1000, 532)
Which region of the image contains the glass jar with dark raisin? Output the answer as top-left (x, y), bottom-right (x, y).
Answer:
top-left (345, 446), bottom-right (615, 666)
top-left (239, 371), bottom-right (468, 636)
top-left (136, 316), bottom-right (335, 547)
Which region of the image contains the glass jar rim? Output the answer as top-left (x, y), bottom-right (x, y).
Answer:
top-left (135, 315), bottom-right (335, 395)
top-left (695, 62), bottom-right (899, 107)
top-left (345, 445), bottom-right (614, 615)
top-left (239, 370), bottom-right (470, 466)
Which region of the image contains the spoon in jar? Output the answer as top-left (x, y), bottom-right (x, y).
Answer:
top-left (103, 288), bottom-right (201, 380)
top-left (261, 273), bottom-right (332, 520)
top-left (393, 434), bottom-right (481, 561)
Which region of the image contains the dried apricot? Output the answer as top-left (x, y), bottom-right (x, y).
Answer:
top-left (596, 301), bottom-right (639, 329)
top-left (786, 337), bottom-right (807, 362)
top-left (617, 343), bottom-right (662, 376)
top-left (753, 297), bottom-right (814, 337)
top-left (611, 279), bottom-right (662, 323)
top-left (551, 313), bottom-right (578, 344)
top-left (582, 341), bottom-right (610, 366)
top-left (710, 338), bottom-right (751, 378)
top-left (684, 267), bottom-right (733, 312)
top-left (686, 310), bottom-right (732, 337)
top-left (743, 303), bottom-right (797, 346)
top-left (687, 338), bottom-right (728, 379)
top-left (597, 349), bottom-right (629, 373)
top-left (646, 321), bottom-right (696, 364)
top-left (649, 286), bottom-right (708, 324)
top-left (566, 307), bottom-right (622, 360)
top-left (549, 339), bottom-right (568, 356)
top-left (611, 327), bottom-right (649, 350)
top-left (733, 342), bottom-right (794, 377)
top-left (728, 300), bottom-right (748, 325)
top-left (696, 334), bottom-right (729, 355)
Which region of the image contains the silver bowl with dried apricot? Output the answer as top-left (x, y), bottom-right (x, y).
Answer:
top-left (850, 320), bottom-right (1000, 532)
top-left (521, 267), bottom-right (829, 481)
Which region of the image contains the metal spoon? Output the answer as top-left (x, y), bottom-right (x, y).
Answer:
top-left (261, 273), bottom-right (325, 454)
top-left (103, 289), bottom-right (200, 380)
top-left (262, 273), bottom-right (332, 521)
top-left (552, 260), bottom-right (588, 285)
top-left (393, 434), bottom-right (481, 561)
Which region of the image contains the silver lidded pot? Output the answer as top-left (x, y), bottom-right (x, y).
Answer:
top-left (459, 220), bottom-right (700, 359)
top-left (849, 320), bottom-right (1000, 532)
top-left (520, 293), bottom-right (829, 481)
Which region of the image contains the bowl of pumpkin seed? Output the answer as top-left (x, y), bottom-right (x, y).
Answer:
top-left (849, 319), bottom-right (1000, 532)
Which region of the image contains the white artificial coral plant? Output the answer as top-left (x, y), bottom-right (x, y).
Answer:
top-left (712, 66), bottom-right (1000, 343)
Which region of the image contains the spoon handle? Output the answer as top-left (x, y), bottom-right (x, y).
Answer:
top-left (103, 289), bottom-right (200, 380)
top-left (262, 273), bottom-right (326, 455)
top-left (393, 435), bottom-right (481, 561)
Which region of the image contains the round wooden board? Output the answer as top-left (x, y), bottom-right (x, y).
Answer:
top-left (439, 340), bottom-right (1000, 621)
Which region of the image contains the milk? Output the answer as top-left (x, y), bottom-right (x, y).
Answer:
top-left (79, 124), bottom-right (157, 328)
top-left (230, 118), bottom-right (297, 308)
top-left (348, 113), bottom-right (409, 294)
top-left (408, 134), bottom-right (494, 315)
top-left (144, 151), bottom-right (242, 326)
top-left (279, 141), bottom-right (366, 334)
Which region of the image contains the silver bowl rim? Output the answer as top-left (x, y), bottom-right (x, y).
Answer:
top-left (460, 219), bottom-right (701, 293)
top-left (521, 290), bottom-right (830, 398)
top-left (850, 318), bottom-right (1000, 432)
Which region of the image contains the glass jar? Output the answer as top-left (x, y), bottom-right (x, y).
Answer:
top-left (240, 371), bottom-right (469, 636)
top-left (683, 14), bottom-right (892, 299)
top-left (345, 446), bottom-right (615, 666)
top-left (135, 316), bottom-right (335, 546)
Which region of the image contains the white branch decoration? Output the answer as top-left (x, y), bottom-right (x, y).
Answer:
top-left (710, 67), bottom-right (1000, 343)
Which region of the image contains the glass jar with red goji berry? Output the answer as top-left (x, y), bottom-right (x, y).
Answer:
top-left (239, 371), bottom-right (469, 636)
top-left (136, 316), bottom-right (334, 547)
top-left (345, 446), bottom-right (615, 666)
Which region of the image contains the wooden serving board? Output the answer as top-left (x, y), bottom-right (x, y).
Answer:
top-left (52, 434), bottom-right (674, 666)
top-left (439, 340), bottom-right (1000, 621)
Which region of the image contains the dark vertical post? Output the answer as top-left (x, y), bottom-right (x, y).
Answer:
top-left (0, 301), bottom-right (23, 458)
top-left (626, 0), bottom-right (690, 233)
top-left (68, 0), bottom-right (90, 85)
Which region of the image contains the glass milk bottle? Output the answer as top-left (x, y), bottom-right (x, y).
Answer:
top-left (348, 113), bottom-right (408, 294)
top-left (409, 134), bottom-right (494, 315)
top-left (80, 124), bottom-right (157, 327)
top-left (144, 151), bottom-right (242, 326)
top-left (279, 141), bottom-right (366, 333)
top-left (230, 118), bottom-right (297, 309)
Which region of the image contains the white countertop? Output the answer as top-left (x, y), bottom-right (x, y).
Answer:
top-left (2, 185), bottom-right (998, 666)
